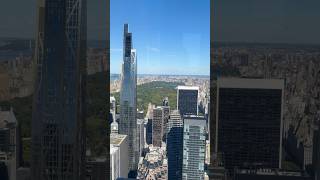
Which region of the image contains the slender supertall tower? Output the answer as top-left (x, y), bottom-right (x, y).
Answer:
top-left (119, 24), bottom-right (138, 173)
top-left (31, 0), bottom-right (87, 179)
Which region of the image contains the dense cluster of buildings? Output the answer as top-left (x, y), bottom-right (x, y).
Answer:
top-left (110, 24), bottom-right (210, 180)
top-left (209, 45), bottom-right (320, 180)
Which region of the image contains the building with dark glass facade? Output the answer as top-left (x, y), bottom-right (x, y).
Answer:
top-left (177, 86), bottom-right (199, 116)
top-left (146, 119), bottom-right (152, 145)
top-left (31, 0), bottom-right (87, 179)
top-left (119, 24), bottom-right (138, 172)
top-left (166, 110), bottom-right (183, 180)
top-left (215, 78), bottom-right (284, 171)
top-left (313, 130), bottom-right (320, 180)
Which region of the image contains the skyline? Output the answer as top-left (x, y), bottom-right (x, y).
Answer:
top-left (111, 0), bottom-right (210, 76)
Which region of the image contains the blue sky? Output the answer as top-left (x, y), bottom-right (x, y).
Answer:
top-left (111, 0), bottom-right (210, 75)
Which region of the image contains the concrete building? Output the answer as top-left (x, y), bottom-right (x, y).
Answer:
top-left (137, 119), bottom-right (145, 156)
top-left (215, 78), bottom-right (284, 171)
top-left (177, 86), bottom-right (199, 116)
top-left (153, 107), bottom-right (164, 147)
top-left (162, 106), bottom-right (170, 141)
top-left (137, 146), bottom-right (167, 180)
top-left (182, 115), bottom-right (206, 180)
top-left (110, 134), bottom-right (129, 180)
top-left (234, 169), bottom-right (313, 180)
top-left (0, 108), bottom-right (19, 180)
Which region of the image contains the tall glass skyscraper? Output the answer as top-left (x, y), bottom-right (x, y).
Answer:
top-left (119, 24), bottom-right (138, 172)
top-left (31, 0), bottom-right (87, 179)
top-left (182, 115), bottom-right (206, 180)
top-left (167, 110), bottom-right (183, 180)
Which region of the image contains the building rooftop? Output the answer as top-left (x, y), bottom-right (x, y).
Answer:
top-left (177, 86), bottom-right (199, 90)
top-left (110, 134), bottom-right (127, 146)
top-left (183, 115), bottom-right (206, 127)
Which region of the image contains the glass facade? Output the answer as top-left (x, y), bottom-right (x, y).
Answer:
top-left (119, 24), bottom-right (138, 171)
top-left (167, 110), bottom-right (183, 180)
top-left (31, 0), bottom-right (87, 179)
top-left (177, 87), bottom-right (199, 116)
top-left (217, 87), bottom-right (282, 170)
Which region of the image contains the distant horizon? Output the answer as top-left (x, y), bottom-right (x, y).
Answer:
top-left (110, 73), bottom-right (210, 77)
top-left (111, 0), bottom-right (210, 75)
top-left (2, 38), bottom-right (320, 47)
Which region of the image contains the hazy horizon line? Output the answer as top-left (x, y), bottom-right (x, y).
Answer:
top-left (1, 37), bottom-right (320, 46)
top-left (110, 73), bottom-right (210, 77)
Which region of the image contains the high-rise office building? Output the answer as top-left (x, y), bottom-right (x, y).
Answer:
top-left (31, 0), bottom-right (87, 179)
top-left (167, 110), bottom-right (183, 180)
top-left (216, 78), bottom-right (284, 170)
top-left (137, 146), bottom-right (168, 180)
top-left (182, 115), bottom-right (206, 180)
top-left (146, 119), bottom-right (153, 145)
top-left (152, 107), bottom-right (164, 147)
top-left (110, 134), bottom-right (129, 180)
top-left (0, 108), bottom-right (19, 180)
top-left (119, 24), bottom-right (138, 171)
top-left (86, 157), bottom-right (108, 180)
top-left (313, 130), bottom-right (320, 180)
top-left (177, 86), bottom-right (199, 116)
top-left (137, 119), bottom-right (145, 156)
top-left (162, 106), bottom-right (170, 141)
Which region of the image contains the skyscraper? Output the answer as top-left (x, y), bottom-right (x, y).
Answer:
top-left (137, 118), bottom-right (145, 156)
top-left (0, 108), bottom-right (19, 180)
top-left (313, 130), bottom-right (320, 180)
top-left (119, 24), bottom-right (138, 172)
top-left (167, 110), bottom-right (183, 180)
top-left (177, 86), bottom-right (199, 116)
top-left (215, 78), bottom-right (284, 171)
top-left (31, 0), bottom-right (87, 179)
top-left (110, 134), bottom-right (129, 180)
top-left (162, 105), bottom-right (170, 141)
top-left (182, 115), bottom-right (206, 180)
top-left (146, 119), bottom-right (153, 145)
top-left (152, 107), bottom-right (164, 147)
